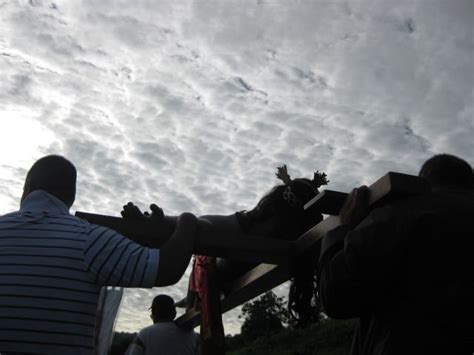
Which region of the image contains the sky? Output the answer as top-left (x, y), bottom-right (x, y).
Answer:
top-left (1, 0), bottom-right (473, 336)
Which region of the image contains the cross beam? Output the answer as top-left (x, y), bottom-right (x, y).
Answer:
top-left (74, 212), bottom-right (294, 264)
top-left (76, 172), bottom-right (429, 328)
top-left (174, 172), bottom-right (430, 327)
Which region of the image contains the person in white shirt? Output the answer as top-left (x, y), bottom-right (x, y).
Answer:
top-left (127, 294), bottom-right (200, 355)
top-left (0, 155), bottom-right (197, 355)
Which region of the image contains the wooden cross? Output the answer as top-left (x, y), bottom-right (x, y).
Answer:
top-left (75, 172), bottom-right (430, 328)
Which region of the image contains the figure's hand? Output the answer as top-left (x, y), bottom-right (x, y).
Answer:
top-left (148, 203), bottom-right (164, 219)
top-left (121, 202), bottom-right (165, 220)
top-left (339, 185), bottom-right (370, 228)
top-left (121, 202), bottom-right (147, 220)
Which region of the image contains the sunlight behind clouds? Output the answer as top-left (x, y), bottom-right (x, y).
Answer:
top-left (0, 111), bottom-right (54, 168)
top-left (0, 112), bottom-right (55, 213)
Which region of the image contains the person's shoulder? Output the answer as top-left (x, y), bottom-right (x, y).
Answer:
top-left (367, 189), bottom-right (474, 227)
top-left (83, 220), bottom-right (125, 237)
top-left (137, 323), bottom-right (158, 338)
top-left (0, 210), bottom-right (21, 220)
top-left (369, 192), bottom-right (438, 218)
top-left (137, 322), bottom-right (176, 340)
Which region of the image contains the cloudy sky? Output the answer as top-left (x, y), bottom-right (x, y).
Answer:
top-left (1, 0), bottom-right (473, 335)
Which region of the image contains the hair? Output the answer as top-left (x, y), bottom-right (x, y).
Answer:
top-left (418, 154), bottom-right (472, 189)
top-left (23, 155), bottom-right (77, 207)
top-left (151, 294), bottom-right (176, 321)
top-left (239, 178), bottom-right (323, 240)
top-left (236, 177), bottom-right (324, 326)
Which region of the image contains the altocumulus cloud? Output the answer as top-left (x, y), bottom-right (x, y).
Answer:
top-left (0, 0), bottom-right (472, 335)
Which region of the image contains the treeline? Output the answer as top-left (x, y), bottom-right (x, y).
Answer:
top-left (110, 319), bottom-right (355, 355)
top-left (226, 318), bottom-right (356, 355)
top-left (109, 331), bottom-right (136, 355)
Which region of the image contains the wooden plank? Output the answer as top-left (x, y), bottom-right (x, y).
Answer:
top-left (75, 212), bottom-right (293, 264)
top-left (367, 171), bottom-right (430, 206)
top-left (221, 263), bottom-right (290, 312)
top-left (292, 216), bottom-right (341, 256)
top-left (303, 172), bottom-right (430, 215)
top-left (295, 171), bottom-right (430, 256)
top-left (74, 212), bottom-right (175, 247)
top-left (193, 235), bottom-right (292, 265)
top-left (303, 190), bottom-right (348, 215)
top-left (175, 263), bottom-right (290, 329)
top-left (175, 309), bottom-right (201, 329)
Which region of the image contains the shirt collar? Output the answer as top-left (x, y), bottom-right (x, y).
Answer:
top-left (20, 190), bottom-right (70, 215)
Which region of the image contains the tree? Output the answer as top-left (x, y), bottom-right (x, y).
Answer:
top-left (109, 332), bottom-right (136, 355)
top-left (239, 291), bottom-right (289, 341)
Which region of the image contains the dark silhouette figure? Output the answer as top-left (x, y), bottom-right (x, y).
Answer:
top-left (318, 154), bottom-right (474, 354)
top-left (125, 166), bottom-right (328, 326)
top-left (232, 166), bottom-right (328, 325)
top-left (127, 294), bottom-right (199, 355)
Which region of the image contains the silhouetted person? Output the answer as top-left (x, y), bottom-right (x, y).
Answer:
top-left (127, 294), bottom-right (200, 355)
top-left (0, 155), bottom-right (197, 354)
top-left (318, 154), bottom-right (474, 355)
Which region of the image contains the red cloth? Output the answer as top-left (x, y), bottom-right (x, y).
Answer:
top-left (188, 255), bottom-right (225, 354)
top-left (189, 255), bottom-right (210, 328)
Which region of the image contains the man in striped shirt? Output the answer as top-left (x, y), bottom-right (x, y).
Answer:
top-left (0, 155), bottom-right (197, 354)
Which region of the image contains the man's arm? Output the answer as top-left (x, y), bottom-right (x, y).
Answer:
top-left (83, 212), bottom-right (197, 288)
top-left (318, 186), bottom-right (373, 318)
top-left (318, 187), bottom-right (413, 319)
top-left (318, 224), bottom-right (379, 319)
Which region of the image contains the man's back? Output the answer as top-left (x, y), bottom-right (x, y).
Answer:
top-left (128, 322), bottom-right (199, 355)
top-left (0, 191), bottom-right (159, 354)
top-left (320, 188), bottom-right (474, 354)
top-left (382, 189), bottom-right (474, 353)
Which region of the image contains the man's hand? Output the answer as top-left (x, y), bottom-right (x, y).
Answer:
top-left (121, 202), bottom-right (164, 220)
top-left (339, 185), bottom-right (370, 229)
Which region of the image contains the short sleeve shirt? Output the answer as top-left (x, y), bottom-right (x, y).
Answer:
top-left (0, 190), bottom-right (159, 354)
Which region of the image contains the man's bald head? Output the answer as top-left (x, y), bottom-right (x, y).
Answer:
top-left (22, 155), bottom-right (77, 208)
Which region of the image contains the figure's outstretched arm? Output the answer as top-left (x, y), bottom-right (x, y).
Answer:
top-left (196, 214), bottom-right (244, 240)
top-left (121, 203), bottom-right (197, 286)
top-left (155, 212), bottom-right (198, 286)
top-left (121, 203), bottom-right (248, 286)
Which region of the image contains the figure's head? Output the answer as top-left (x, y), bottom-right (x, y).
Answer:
top-left (419, 154), bottom-right (472, 190)
top-left (240, 166), bottom-right (328, 240)
top-left (22, 155), bottom-right (77, 208)
top-left (150, 294), bottom-right (176, 323)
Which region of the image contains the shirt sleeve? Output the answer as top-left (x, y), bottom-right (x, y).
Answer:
top-left (83, 225), bottom-right (160, 287)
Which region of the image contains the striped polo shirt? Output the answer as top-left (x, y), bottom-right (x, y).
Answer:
top-left (0, 190), bottom-right (160, 354)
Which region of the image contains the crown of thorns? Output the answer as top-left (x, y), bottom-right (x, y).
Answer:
top-left (275, 164), bottom-right (329, 207)
top-left (275, 164), bottom-right (329, 188)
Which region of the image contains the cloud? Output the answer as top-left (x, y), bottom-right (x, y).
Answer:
top-left (1, 0), bottom-right (473, 335)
